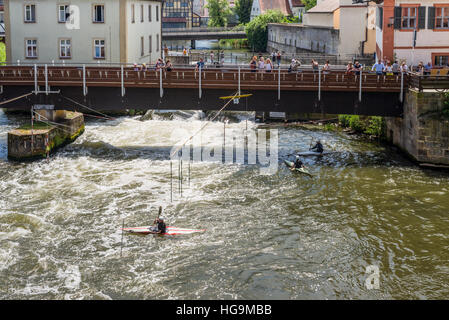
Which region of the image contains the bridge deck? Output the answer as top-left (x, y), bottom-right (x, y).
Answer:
top-left (0, 66), bottom-right (407, 92)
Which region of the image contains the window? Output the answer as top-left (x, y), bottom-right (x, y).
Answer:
top-left (433, 54), bottom-right (449, 66)
top-left (148, 5), bottom-right (152, 22)
top-left (58, 5), bottom-right (70, 22)
top-left (402, 7), bottom-right (417, 29)
top-left (25, 39), bottom-right (37, 58)
top-left (0, 11), bottom-right (5, 23)
top-left (141, 5), bottom-right (144, 22)
top-left (59, 39), bottom-right (71, 58)
top-left (93, 5), bottom-right (104, 23)
top-left (131, 4), bottom-right (135, 23)
top-left (141, 37), bottom-right (144, 56)
top-left (24, 4), bottom-right (36, 23)
top-left (149, 35), bottom-right (152, 53)
top-left (156, 5), bottom-right (159, 22)
top-left (435, 7), bottom-right (449, 29)
top-left (156, 34), bottom-right (159, 52)
top-left (94, 39), bottom-right (105, 59)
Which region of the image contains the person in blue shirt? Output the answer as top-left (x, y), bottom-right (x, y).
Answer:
top-left (195, 58), bottom-right (205, 71)
top-left (424, 62), bottom-right (432, 75)
top-left (371, 61), bottom-right (385, 75)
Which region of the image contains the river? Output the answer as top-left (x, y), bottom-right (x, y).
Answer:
top-left (0, 109), bottom-right (448, 300)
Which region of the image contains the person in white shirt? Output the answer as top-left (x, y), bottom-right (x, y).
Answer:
top-left (265, 58), bottom-right (273, 72)
top-left (400, 62), bottom-right (409, 73)
top-left (258, 57), bottom-right (265, 72)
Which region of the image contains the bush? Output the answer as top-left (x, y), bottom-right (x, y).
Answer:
top-left (364, 116), bottom-right (384, 137)
top-left (245, 10), bottom-right (285, 52)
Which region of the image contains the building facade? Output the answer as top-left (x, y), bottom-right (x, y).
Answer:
top-left (3, 0), bottom-right (162, 64)
top-left (0, 0), bottom-right (4, 39)
top-left (302, 0), bottom-right (376, 58)
top-left (250, 0), bottom-right (293, 21)
top-left (376, 0), bottom-right (449, 66)
top-left (162, 0), bottom-right (194, 28)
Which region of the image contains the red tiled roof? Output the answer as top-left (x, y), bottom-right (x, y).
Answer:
top-left (259, 0), bottom-right (293, 16)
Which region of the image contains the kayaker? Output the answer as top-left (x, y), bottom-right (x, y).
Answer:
top-left (151, 217), bottom-right (167, 234)
top-left (310, 140), bottom-right (324, 153)
top-left (291, 156), bottom-right (305, 171)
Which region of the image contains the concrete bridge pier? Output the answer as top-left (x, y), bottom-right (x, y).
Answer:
top-left (191, 40), bottom-right (196, 49)
top-left (386, 90), bottom-right (449, 167)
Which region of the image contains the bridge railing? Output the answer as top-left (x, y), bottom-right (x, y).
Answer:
top-left (0, 65), bottom-right (409, 94)
top-left (162, 26), bottom-right (245, 33)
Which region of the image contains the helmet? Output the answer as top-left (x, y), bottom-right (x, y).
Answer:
top-left (158, 217), bottom-right (164, 221)
top-left (296, 155), bottom-right (300, 159)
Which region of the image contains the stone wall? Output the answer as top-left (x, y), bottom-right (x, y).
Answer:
top-left (386, 90), bottom-right (449, 166)
top-left (267, 23), bottom-right (340, 56)
top-left (8, 111), bottom-right (85, 160)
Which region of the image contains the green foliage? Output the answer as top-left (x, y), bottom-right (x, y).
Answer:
top-left (338, 115), bottom-right (351, 128)
top-left (364, 116), bottom-right (385, 137)
top-left (218, 38), bottom-right (248, 48)
top-left (0, 42), bottom-right (6, 64)
top-left (235, 0), bottom-right (253, 24)
top-left (283, 15), bottom-right (300, 23)
top-left (302, 0), bottom-right (317, 11)
top-left (207, 0), bottom-right (232, 27)
top-left (245, 10), bottom-right (285, 52)
top-left (348, 115), bottom-right (363, 133)
top-left (339, 115), bottom-right (386, 137)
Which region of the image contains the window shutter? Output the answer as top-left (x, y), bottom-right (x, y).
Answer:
top-left (394, 6), bottom-right (402, 29)
top-left (418, 6), bottom-right (426, 29)
top-left (428, 6), bottom-right (435, 29)
top-left (379, 7), bottom-right (383, 30)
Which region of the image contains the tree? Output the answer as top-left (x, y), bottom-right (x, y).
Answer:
top-left (207, 0), bottom-right (231, 27)
top-left (302, 0), bottom-right (317, 11)
top-left (235, 0), bottom-right (253, 24)
top-left (245, 10), bottom-right (285, 52)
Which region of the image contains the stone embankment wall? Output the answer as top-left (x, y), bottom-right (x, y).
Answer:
top-left (386, 90), bottom-right (449, 166)
top-left (8, 111), bottom-right (85, 160)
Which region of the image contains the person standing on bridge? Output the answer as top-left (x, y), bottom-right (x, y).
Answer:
top-left (258, 57), bottom-right (265, 72)
top-left (164, 45), bottom-right (169, 60)
top-left (352, 60), bottom-right (362, 75)
top-left (312, 59), bottom-right (319, 73)
top-left (165, 60), bottom-right (173, 72)
top-left (276, 51), bottom-right (282, 67)
top-left (210, 51), bottom-right (214, 64)
top-left (250, 56), bottom-right (257, 72)
top-left (195, 57), bottom-right (205, 71)
top-left (265, 59), bottom-right (273, 73)
top-left (371, 60), bottom-right (385, 76)
top-left (400, 61), bottom-right (408, 73)
top-left (392, 60), bottom-right (400, 75)
top-left (323, 60), bottom-right (330, 75)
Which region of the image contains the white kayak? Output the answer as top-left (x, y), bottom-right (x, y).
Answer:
top-left (122, 226), bottom-right (206, 236)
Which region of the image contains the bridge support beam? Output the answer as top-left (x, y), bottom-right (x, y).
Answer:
top-left (191, 40), bottom-right (196, 49)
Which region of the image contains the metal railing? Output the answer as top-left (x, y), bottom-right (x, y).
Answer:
top-left (162, 26), bottom-right (245, 33)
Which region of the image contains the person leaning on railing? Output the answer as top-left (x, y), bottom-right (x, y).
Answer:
top-left (250, 56), bottom-right (257, 73)
top-left (371, 60), bottom-right (385, 75)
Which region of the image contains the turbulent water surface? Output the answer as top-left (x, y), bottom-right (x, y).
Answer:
top-left (0, 109), bottom-right (448, 300)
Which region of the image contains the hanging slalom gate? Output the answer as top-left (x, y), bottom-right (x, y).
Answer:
top-left (168, 91), bottom-right (253, 202)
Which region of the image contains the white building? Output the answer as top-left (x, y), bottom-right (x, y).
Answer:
top-left (3, 0), bottom-right (162, 64)
top-left (303, 0), bottom-right (377, 57)
top-left (375, 0), bottom-right (449, 67)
